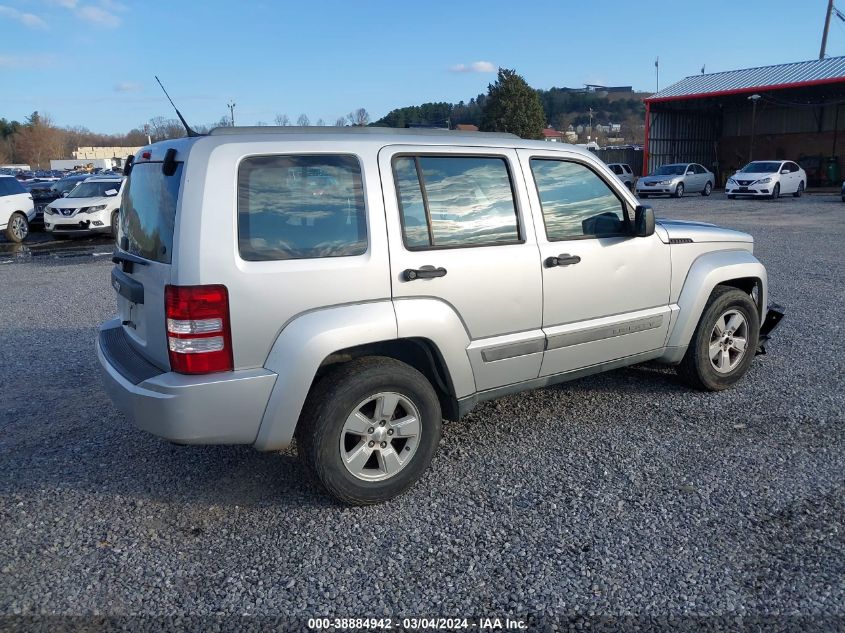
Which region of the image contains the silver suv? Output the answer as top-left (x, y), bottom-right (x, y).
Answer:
top-left (97, 128), bottom-right (783, 505)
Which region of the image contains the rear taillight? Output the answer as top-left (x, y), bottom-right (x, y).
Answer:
top-left (164, 285), bottom-right (233, 374)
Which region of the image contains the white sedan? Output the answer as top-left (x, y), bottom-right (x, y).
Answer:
top-left (726, 160), bottom-right (806, 199)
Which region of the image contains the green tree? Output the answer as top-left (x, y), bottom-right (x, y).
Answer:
top-left (480, 68), bottom-right (545, 139)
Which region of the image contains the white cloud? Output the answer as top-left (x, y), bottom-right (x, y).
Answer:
top-left (0, 53), bottom-right (57, 69)
top-left (114, 81), bottom-right (142, 92)
top-left (77, 4), bottom-right (121, 27)
top-left (449, 61), bottom-right (496, 73)
top-left (0, 5), bottom-right (48, 29)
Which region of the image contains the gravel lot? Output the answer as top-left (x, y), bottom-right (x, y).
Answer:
top-left (0, 193), bottom-right (843, 630)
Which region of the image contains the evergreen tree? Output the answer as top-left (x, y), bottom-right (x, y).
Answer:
top-left (480, 68), bottom-right (545, 139)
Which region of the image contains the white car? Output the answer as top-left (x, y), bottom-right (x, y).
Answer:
top-left (44, 176), bottom-right (125, 237)
top-left (606, 163), bottom-right (635, 190)
top-left (726, 160), bottom-right (806, 199)
top-left (0, 175), bottom-right (36, 243)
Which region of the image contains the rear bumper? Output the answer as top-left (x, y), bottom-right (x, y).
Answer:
top-left (96, 319), bottom-right (277, 444)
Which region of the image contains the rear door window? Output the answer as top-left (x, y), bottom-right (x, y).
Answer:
top-left (237, 154), bottom-right (367, 261)
top-left (392, 155), bottom-right (521, 249)
top-left (120, 162), bottom-right (183, 264)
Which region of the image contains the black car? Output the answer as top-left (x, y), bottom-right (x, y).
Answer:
top-left (26, 174), bottom-right (91, 221)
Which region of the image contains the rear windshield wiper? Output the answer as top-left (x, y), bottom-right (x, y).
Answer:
top-left (112, 250), bottom-right (149, 267)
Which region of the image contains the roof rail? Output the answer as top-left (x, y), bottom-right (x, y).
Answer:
top-left (208, 125), bottom-right (519, 138)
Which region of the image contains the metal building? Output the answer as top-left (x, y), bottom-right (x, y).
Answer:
top-left (643, 57), bottom-right (845, 186)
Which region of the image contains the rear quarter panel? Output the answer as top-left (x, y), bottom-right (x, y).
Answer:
top-left (172, 137), bottom-right (392, 370)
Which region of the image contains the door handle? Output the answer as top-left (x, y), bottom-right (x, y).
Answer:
top-left (403, 266), bottom-right (447, 281)
top-left (545, 254), bottom-right (581, 268)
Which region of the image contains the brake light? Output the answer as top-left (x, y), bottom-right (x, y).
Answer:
top-left (164, 285), bottom-right (233, 374)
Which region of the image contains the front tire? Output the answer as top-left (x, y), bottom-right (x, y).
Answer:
top-left (701, 181), bottom-right (713, 196)
top-left (4, 212), bottom-right (29, 243)
top-left (793, 181), bottom-right (804, 198)
top-left (677, 286), bottom-right (760, 391)
top-left (110, 210), bottom-right (119, 240)
top-left (674, 183), bottom-right (685, 198)
top-left (297, 356), bottom-right (442, 505)
top-left (770, 183), bottom-right (780, 200)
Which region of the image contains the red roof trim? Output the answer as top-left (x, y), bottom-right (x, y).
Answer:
top-left (644, 76), bottom-right (845, 103)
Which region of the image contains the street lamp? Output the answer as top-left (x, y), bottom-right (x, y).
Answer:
top-left (227, 101), bottom-right (236, 127)
top-left (748, 94), bottom-right (761, 162)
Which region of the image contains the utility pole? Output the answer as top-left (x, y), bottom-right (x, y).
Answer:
top-left (821, 0), bottom-right (834, 59)
top-left (748, 94), bottom-right (761, 162)
top-left (655, 57), bottom-right (659, 93)
top-left (227, 101), bottom-right (236, 127)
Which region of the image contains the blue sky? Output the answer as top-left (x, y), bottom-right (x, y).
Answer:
top-left (0, 0), bottom-right (839, 133)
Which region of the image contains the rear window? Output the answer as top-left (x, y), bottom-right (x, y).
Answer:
top-left (120, 163), bottom-right (183, 264)
top-left (237, 154), bottom-right (367, 261)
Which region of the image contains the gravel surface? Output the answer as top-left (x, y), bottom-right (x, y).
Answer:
top-left (0, 193), bottom-right (843, 630)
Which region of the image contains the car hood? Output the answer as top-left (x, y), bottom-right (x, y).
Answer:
top-left (655, 219), bottom-right (752, 244)
top-left (732, 172), bottom-right (776, 180)
top-left (49, 195), bottom-right (114, 208)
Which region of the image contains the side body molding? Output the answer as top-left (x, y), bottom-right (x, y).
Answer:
top-left (254, 302), bottom-right (398, 451)
top-left (664, 249), bottom-right (767, 359)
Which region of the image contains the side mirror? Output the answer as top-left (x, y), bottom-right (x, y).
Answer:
top-left (61, 191), bottom-right (69, 197)
top-left (634, 205), bottom-right (655, 237)
top-left (686, 170), bottom-right (695, 175)
top-left (780, 169), bottom-right (789, 174)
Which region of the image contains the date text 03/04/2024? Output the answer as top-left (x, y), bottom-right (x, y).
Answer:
top-left (306, 617), bottom-right (529, 630)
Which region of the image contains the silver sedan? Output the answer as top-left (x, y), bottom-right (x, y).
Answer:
top-left (636, 163), bottom-right (714, 198)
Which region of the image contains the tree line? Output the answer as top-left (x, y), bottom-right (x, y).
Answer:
top-left (0, 108), bottom-right (372, 169)
top-left (374, 68), bottom-right (647, 141)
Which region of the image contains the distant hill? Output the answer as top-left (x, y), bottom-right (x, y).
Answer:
top-left (373, 87), bottom-right (649, 133)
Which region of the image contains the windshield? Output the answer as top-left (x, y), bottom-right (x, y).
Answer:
top-left (67, 181), bottom-right (122, 198)
top-left (652, 164), bottom-right (687, 176)
top-left (740, 161), bottom-right (782, 174)
top-left (52, 178), bottom-right (85, 193)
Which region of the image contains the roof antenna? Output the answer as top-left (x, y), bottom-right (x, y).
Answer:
top-left (155, 75), bottom-right (200, 137)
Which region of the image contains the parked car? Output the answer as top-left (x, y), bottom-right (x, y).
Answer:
top-left (43, 175), bottom-right (124, 237)
top-left (0, 175), bottom-right (36, 242)
top-left (25, 174), bottom-right (93, 223)
top-left (96, 128), bottom-right (783, 505)
top-left (636, 163), bottom-right (714, 198)
top-left (606, 163), bottom-right (635, 190)
top-left (726, 161), bottom-right (806, 199)
top-left (21, 180), bottom-right (58, 224)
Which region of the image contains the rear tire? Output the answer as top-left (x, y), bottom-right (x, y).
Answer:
top-left (4, 212), bottom-right (29, 243)
top-left (297, 356), bottom-right (442, 505)
top-left (677, 286), bottom-right (760, 391)
top-left (793, 181), bottom-right (804, 198)
top-left (674, 183), bottom-right (685, 198)
top-left (770, 183), bottom-right (780, 200)
top-left (701, 181), bottom-right (713, 196)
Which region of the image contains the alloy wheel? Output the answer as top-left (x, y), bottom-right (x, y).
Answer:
top-left (339, 391), bottom-right (421, 482)
top-left (709, 309), bottom-right (749, 374)
top-left (10, 215), bottom-right (28, 241)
